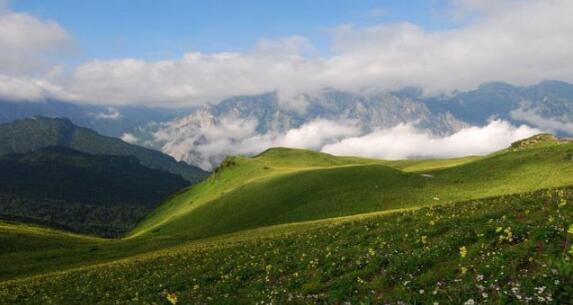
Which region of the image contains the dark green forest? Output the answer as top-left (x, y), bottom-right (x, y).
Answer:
top-left (0, 147), bottom-right (188, 237)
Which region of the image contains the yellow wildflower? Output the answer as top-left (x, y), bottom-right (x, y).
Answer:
top-left (460, 246), bottom-right (468, 258)
top-left (368, 248), bottom-right (376, 256)
top-left (504, 227), bottom-right (513, 241)
top-left (568, 224), bottom-right (573, 235)
top-left (165, 292), bottom-right (178, 305)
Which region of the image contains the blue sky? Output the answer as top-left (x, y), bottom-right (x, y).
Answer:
top-left (11, 0), bottom-right (455, 60)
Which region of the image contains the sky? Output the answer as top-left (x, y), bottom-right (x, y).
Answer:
top-left (1, 0), bottom-right (573, 106)
top-left (9, 0), bottom-right (456, 60)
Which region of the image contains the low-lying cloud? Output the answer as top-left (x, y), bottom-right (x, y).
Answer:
top-left (510, 107), bottom-right (573, 135)
top-left (151, 117), bottom-right (361, 170)
top-left (149, 116), bottom-right (541, 170)
top-left (89, 108), bottom-right (123, 120)
top-left (321, 120), bottom-right (541, 160)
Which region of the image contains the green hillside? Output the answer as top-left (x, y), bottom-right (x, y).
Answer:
top-left (130, 139), bottom-right (573, 240)
top-left (0, 147), bottom-right (188, 237)
top-left (0, 117), bottom-right (208, 183)
top-left (1, 187), bottom-right (571, 304)
top-left (1, 136), bottom-right (573, 304)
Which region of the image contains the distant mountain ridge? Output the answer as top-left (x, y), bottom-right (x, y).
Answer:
top-left (128, 81), bottom-right (573, 169)
top-left (0, 146), bottom-right (189, 237)
top-left (1, 81), bottom-right (572, 169)
top-left (0, 99), bottom-right (194, 138)
top-left (0, 117), bottom-right (208, 182)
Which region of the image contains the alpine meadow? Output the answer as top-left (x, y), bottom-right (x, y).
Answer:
top-left (1, 1), bottom-right (573, 305)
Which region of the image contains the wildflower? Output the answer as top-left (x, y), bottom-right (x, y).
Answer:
top-left (165, 292), bottom-right (178, 305)
top-left (430, 220), bottom-right (435, 226)
top-left (559, 197), bottom-right (567, 207)
top-left (368, 248), bottom-right (376, 256)
top-left (464, 298), bottom-right (475, 305)
top-left (460, 266), bottom-right (468, 275)
top-left (460, 246), bottom-right (468, 258)
top-left (421, 235), bottom-right (428, 244)
top-left (499, 227), bottom-right (513, 242)
top-left (568, 224), bottom-right (573, 235)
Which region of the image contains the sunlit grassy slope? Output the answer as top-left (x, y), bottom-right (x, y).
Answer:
top-left (0, 221), bottom-right (181, 281)
top-left (130, 139), bottom-right (573, 240)
top-left (3, 187), bottom-right (572, 304)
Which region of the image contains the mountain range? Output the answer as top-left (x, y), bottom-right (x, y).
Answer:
top-left (1, 80), bottom-right (572, 170)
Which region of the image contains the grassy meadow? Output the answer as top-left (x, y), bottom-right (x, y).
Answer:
top-left (1, 135), bottom-right (573, 304)
top-left (1, 188), bottom-right (572, 304)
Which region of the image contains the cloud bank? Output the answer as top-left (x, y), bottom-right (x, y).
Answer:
top-left (151, 117), bottom-right (361, 170)
top-left (1, 0), bottom-right (573, 106)
top-left (60, 0), bottom-right (573, 106)
top-left (321, 120), bottom-right (540, 160)
top-left (510, 108), bottom-right (573, 135)
top-left (149, 116), bottom-right (540, 170)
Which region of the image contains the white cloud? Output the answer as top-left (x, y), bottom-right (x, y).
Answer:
top-left (0, 5), bottom-right (73, 76)
top-left (0, 4), bottom-right (73, 102)
top-left (327, 0), bottom-right (573, 95)
top-left (121, 133), bottom-right (139, 144)
top-left (510, 107), bottom-right (573, 134)
top-left (0, 75), bottom-right (46, 101)
top-left (445, 0), bottom-right (524, 19)
top-left (321, 120), bottom-right (541, 159)
top-left (151, 116), bottom-right (360, 170)
top-left (1, 0), bottom-right (572, 110)
top-left (31, 0), bottom-right (571, 106)
top-left (90, 108), bottom-right (123, 120)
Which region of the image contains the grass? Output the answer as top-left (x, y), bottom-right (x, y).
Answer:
top-left (1, 136), bottom-right (573, 305)
top-left (0, 221), bottom-right (182, 281)
top-left (1, 187), bottom-right (572, 304)
top-left (382, 155), bottom-right (481, 172)
top-left (130, 141), bottom-right (573, 240)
